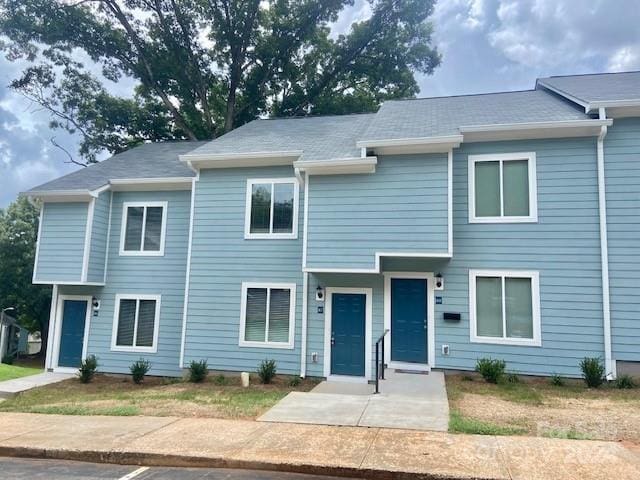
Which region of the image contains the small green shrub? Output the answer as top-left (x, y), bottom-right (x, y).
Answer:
top-left (580, 357), bottom-right (605, 388)
top-left (549, 374), bottom-right (565, 387)
top-left (614, 374), bottom-right (636, 389)
top-left (78, 355), bottom-right (98, 384)
top-left (257, 359), bottom-right (277, 384)
top-left (188, 359), bottom-right (208, 383)
top-left (288, 376), bottom-right (301, 387)
top-left (130, 358), bottom-right (151, 384)
top-left (506, 373), bottom-right (520, 384)
top-left (213, 374), bottom-right (229, 386)
top-left (1, 354), bottom-right (14, 365)
top-left (475, 358), bottom-right (506, 384)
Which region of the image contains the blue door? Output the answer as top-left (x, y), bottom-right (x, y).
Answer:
top-left (58, 300), bottom-right (88, 368)
top-left (330, 293), bottom-right (366, 376)
top-left (391, 279), bottom-right (427, 364)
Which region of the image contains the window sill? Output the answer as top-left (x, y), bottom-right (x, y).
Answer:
top-left (111, 346), bottom-right (158, 354)
top-left (239, 341), bottom-right (294, 350)
top-left (244, 233), bottom-right (298, 240)
top-left (118, 250), bottom-right (165, 257)
top-left (469, 216), bottom-right (538, 224)
top-left (470, 336), bottom-right (541, 347)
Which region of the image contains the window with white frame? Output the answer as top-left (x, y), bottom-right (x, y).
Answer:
top-left (239, 283), bottom-right (296, 348)
top-left (245, 179), bottom-right (299, 239)
top-left (469, 270), bottom-right (541, 346)
top-left (469, 152), bottom-right (537, 223)
top-left (111, 294), bottom-right (161, 352)
top-left (120, 202), bottom-right (167, 255)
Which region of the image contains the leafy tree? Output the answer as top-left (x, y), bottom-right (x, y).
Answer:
top-left (0, 0), bottom-right (441, 164)
top-left (0, 197), bottom-right (51, 357)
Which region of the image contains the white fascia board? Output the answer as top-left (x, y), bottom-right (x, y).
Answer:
top-left (356, 135), bottom-right (464, 149)
top-left (109, 177), bottom-right (193, 191)
top-left (179, 150), bottom-right (303, 168)
top-left (460, 119), bottom-right (613, 142)
top-left (21, 190), bottom-right (99, 202)
top-left (590, 99), bottom-right (640, 109)
top-left (294, 157), bottom-right (377, 175)
top-left (459, 119), bottom-right (612, 133)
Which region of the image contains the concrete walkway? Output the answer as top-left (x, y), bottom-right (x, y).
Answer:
top-left (259, 370), bottom-right (449, 431)
top-left (0, 412), bottom-right (639, 479)
top-left (0, 372), bottom-right (73, 399)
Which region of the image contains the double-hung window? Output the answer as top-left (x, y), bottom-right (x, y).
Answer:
top-left (245, 179), bottom-right (299, 239)
top-left (469, 270), bottom-right (541, 346)
top-left (120, 202), bottom-right (167, 255)
top-left (469, 152), bottom-right (537, 223)
top-left (239, 283), bottom-right (296, 349)
top-left (111, 294), bottom-right (161, 353)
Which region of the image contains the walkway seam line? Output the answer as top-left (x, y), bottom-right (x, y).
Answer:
top-left (493, 436), bottom-right (514, 480)
top-left (131, 418), bottom-right (182, 441)
top-left (358, 427), bottom-right (381, 469)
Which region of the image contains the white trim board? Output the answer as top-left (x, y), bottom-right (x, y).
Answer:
top-left (111, 294), bottom-right (162, 354)
top-left (468, 269), bottom-right (541, 347)
top-left (468, 152), bottom-right (538, 224)
top-left (179, 150), bottom-right (303, 169)
top-left (383, 272), bottom-right (436, 370)
top-left (304, 251), bottom-right (452, 274)
top-left (179, 176), bottom-right (198, 368)
top-left (32, 203), bottom-right (44, 283)
top-left (244, 178), bottom-right (300, 240)
top-left (119, 201), bottom-right (168, 256)
top-left (51, 294), bottom-right (92, 372)
top-left (238, 282), bottom-right (296, 350)
top-left (294, 157), bottom-right (377, 175)
top-left (323, 287), bottom-right (373, 383)
top-left (81, 198), bottom-right (96, 282)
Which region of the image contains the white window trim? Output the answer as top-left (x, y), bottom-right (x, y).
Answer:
top-left (119, 201), bottom-right (168, 256)
top-left (244, 178), bottom-right (299, 239)
top-left (469, 269), bottom-right (541, 347)
top-left (239, 282), bottom-right (296, 349)
top-left (111, 294), bottom-right (161, 353)
top-left (468, 152), bottom-right (538, 223)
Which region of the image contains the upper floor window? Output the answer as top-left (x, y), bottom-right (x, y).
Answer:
top-left (239, 282), bottom-right (296, 349)
top-left (245, 178), bottom-right (299, 239)
top-left (469, 269), bottom-right (541, 347)
top-left (120, 202), bottom-right (167, 256)
top-left (468, 152), bottom-right (537, 223)
top-left (111, 294), bottom-right (161, 353)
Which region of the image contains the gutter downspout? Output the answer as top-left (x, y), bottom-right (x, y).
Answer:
top-left (299, 170), bottom-right (309, 378)
top-left (596, 107), bottom-right (615, 380)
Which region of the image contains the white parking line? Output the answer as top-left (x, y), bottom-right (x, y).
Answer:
top-left (118, 466), bottom-right (149, 480)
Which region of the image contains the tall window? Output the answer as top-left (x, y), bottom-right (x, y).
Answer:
top-left (469, 153), bottom-right (537, 223)
top-left (245, 179), bottom-right (299, 239)
top-left (120, 202), bottom-right (167, 255)
top-left (239, 283), bottom-right (296, 348)
top-left (469, 270), bottom-right (541, 346)
top-left (111, 294), bottom-right (161, 352)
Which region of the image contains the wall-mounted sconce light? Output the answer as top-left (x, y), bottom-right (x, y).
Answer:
top-left (435, 273), bottom-right (444, 291)
top-left (315, 285), bottom-right (325, 302)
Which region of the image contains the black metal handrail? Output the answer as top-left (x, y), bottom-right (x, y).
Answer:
top-left (374, 329), bottom-right (390, 394)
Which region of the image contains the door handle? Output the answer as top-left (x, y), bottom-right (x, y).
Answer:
top-left (331, 332), bottom-right (335, 346)
top-left (424, 319), bottom-right (427, 330)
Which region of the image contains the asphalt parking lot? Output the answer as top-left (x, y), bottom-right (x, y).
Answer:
top-left (0, 457), bottom-right (353, 480)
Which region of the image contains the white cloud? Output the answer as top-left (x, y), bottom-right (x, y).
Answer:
top-left (608, 46), bottom-right (640, 71)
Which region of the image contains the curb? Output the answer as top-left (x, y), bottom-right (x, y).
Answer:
top-left (0, 446), bottom-right (497, 480)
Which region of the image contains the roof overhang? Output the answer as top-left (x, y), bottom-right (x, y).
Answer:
top-left (356, 135), bottom-right (463, 155)
top-left (537, 80), bottom-right (640, 114)
top-left (179, 150), bottom-right (303, 169)
top-left (460, 119), bottom-right (612, 142)
top-left (22, 189), bottom-right (99, 203)
top-left (109, 177), bottom-right (193, 191)
top-left (294, 157), bottom-right (377, 175)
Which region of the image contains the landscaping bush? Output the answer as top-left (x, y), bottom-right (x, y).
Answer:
top-left (78, 355), bottom-right (98, 384)
top-left (188, 360), bottom-right (208, 383)
top-left (257, 359), bottom-right (277, 384)
top-left (1, 354), bottom-right (14, 365)
top-left (506, 373), bottom-right (520, 384)
top-left (475, 358), bottom-right (506, 384)
top-left (549, 374), bottom-right (565, 387)
top-left (288, 376), bottom-right (301, 387)
top-left (213, 374), bottom-right (229, 386)
top-left (615, 374), bottom-right (636, 389)
top-left (130, 359), bottom-right (151, 384)
top-left (580, 357), bottom-right (605, 388)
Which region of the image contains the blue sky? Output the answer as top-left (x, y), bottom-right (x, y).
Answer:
top-left (1, 0), bottom-right (639, 207)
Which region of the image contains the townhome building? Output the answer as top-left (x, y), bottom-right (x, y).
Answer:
top-left (24, 71), bottom-right (640, 381)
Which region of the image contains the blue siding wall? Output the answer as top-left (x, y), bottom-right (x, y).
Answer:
top-left (434, 138), bottom-right (604, 377)
top-left (79, 190), bottom-right (190, 376)
top-left (605, 118), bottom-right (640, 362)
top-left (183, 167), bottom-right (304, 375)
top-left (87, 192), bottom-right (111, 283)
top-left (35, 202), bottom-right (88, 283)
top-left (306, 154), bottom-right (449, 270)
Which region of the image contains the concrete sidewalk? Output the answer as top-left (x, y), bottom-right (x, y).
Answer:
top-left (0, 372), bottom-right (73, 399)
top-left (0, 412), bottom-right (639, 480)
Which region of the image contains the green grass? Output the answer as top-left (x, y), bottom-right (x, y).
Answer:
top-left (541, 429), bottom-right (593, 441)
top-left (449, 410), bottom-right (527, 436)
top-left (0, 363), bottom-right (42, 382)
top-left (446, 375), bottom-right (544, 405)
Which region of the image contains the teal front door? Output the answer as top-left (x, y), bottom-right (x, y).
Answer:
top-left (330, 293), bottom-right (366, 376)
top-left (58, 300), bottom-right (88, 368)
top-left (391, 278), bottom-right (427, 364)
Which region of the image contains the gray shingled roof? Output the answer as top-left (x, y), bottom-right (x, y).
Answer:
top-left (537, 71), bottom-right (640, 105)
top-left (184, 113), bottom-right (374, 162)
top-left (26, 141), bottom-right (205, 193)
top-left (360, 90), bottom-right (589, 143)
